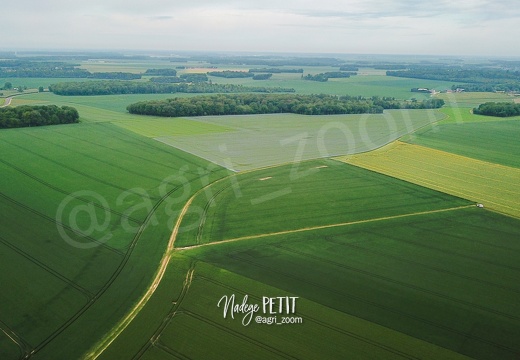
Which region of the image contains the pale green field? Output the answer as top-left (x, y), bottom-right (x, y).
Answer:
top-left (339, 141), bottom-right (520, 218)
top-left (438, 92), bottom-right (517, 108)
top-left (152, 109), bottom-right (445, 171)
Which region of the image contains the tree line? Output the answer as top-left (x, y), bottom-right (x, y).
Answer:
top-left (252, 74), bottom-right (273, 80)
top-left (0, 105), bottom-right (79, 128)
top-left (126, 94), bottom-right (444, 117)
top-left (0, 59), bottom-right (181, 80)
top-left (49, 81), bottom-right (295, 96)
top-left (249, 68), bottom-right (304, 73)
top-left (387, 67), bottom-right (520, 83)
top-left (473, 102), bottom-right (520, 117)
top-left (451, 83), bottom-right (520, 93)
top-left (144, 69), bottom-right (178, 76)
top-left (207, 71), bottom-right (254, 78)
top-left (304, 72), bottom-right (356, 82)
top-left (149, 74), bottom-right (209, 83)
top-left (388, 66), bottom-right (520, 92)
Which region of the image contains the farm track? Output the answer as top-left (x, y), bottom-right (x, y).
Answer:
top-left (86, 175), bottom-right (227, 359)
top-left (0, 319), bottom-right (32, 360)
top-left (131, 265), bottom-right (196, 360)
top-left (28, 183), bottom-right (185, 358)
top-left (196, 184), bottom-right (232, 245)
top-left (223, 250), bottom-right (520, 355)
top-left (175, 205), bottom-right (474, 251)
top-left (0, 97), bottom-right (13, 107)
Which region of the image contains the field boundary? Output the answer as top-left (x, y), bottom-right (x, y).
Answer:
top-left (176, 205), bottom-right (475, 251)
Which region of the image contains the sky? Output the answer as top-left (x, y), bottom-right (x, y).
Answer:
top-left (3, 0), bottom-right (520, 56)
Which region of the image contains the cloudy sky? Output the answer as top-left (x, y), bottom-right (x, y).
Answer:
top-left (4, 0), bottom-right (520, 56)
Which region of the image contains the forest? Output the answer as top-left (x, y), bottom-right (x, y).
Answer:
top-left (48, 81), bottom-right (295, 95)
top-left (126, 93), bottom-right (444, 117)
top-left (473, 102), bottom-right (520, 117)
top-left (0, 105), bottom-right (79, 128)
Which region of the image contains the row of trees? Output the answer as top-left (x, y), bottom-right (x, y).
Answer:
top-left (304, 72), bottom-right (356, 82)
top-left (0, 60), bottom-right (174, 79)
top-left (49, 81), bottom-right (295, 96)
top-left (127, 94), bottom-right (444, 117)
top-left (339, 66), bottom-right (359, 71)
top-left (249, 68), bottom-right (304, 73)
top-left (473, 102), bottom-right (520, 117)
top-left (0, 105), bottom-right (79, 128)
top-left (207, 71), bottom-right (254, 78)
top-left (387, 67), bottom-right (520, 83)
top-left (0, 65), bottom-right (141, 79)
top-left (388, 66), bottom-right (520, 93)
top-left (149, 73), bottom-right (209, 83)
top-left (144, 68), bottom-right (177, 76)
top-left (252, 74), bottom-right (273, 80)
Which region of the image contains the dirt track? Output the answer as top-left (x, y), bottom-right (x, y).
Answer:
top-left (176, 204), bottom-right (475, 251)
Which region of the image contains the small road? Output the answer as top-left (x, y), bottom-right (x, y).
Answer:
top-left (0, 97), bottom-right (12, 107)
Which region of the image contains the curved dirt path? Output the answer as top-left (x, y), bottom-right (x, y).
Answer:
top-left (0, 97), bottom-right (12, 107)
top-left (86, 175), bottom-right (231, 359)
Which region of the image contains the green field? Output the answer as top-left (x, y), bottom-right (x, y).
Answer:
top-left (404, 119), bottom-right (520, 168)
top-left (149, 160), bottom-right (520, 360)
top-left (1, 55), bottom-right (520, 360)
top-left (207, 74), bottom-right (455, 99)
top-left (0, 122), bottom-right (228, 359)
top-left (175, 160), bottom-right (471, 247)
top-left (116, 253), bottom-right (472, 360)
top-left (151, 109), bottom-right (445, 171)
top-left (341, 141), bottom-right (520, 217)
top-left (176, 206), bottom-right (520, 360)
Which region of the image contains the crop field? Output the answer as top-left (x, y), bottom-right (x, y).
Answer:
top-left (153, 109), bottom-right (444, 171)
top-left (129, 160), bottom-right (520, 360)
top-left (0, 122), bottom-right (228, 359)
top-left (404, 119), bottom-right (520, 168)
top-left (340, 141), bottom-right (520, 217)
top-left (209, 74), bottom-right (455, 99)
top-left (174, 206), bottom-right (520, 360)
top-left (174, 160), bottom-right (471, 247)
top-left (438, 92), bottom-right (517, 108)
top-left (113, 254), bottom-right (472, 360)
top-left (2, 53), bottom-right (520, 360)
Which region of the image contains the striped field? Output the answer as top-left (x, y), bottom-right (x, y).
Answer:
top-left (338, 141), bottom-right (520, 218)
